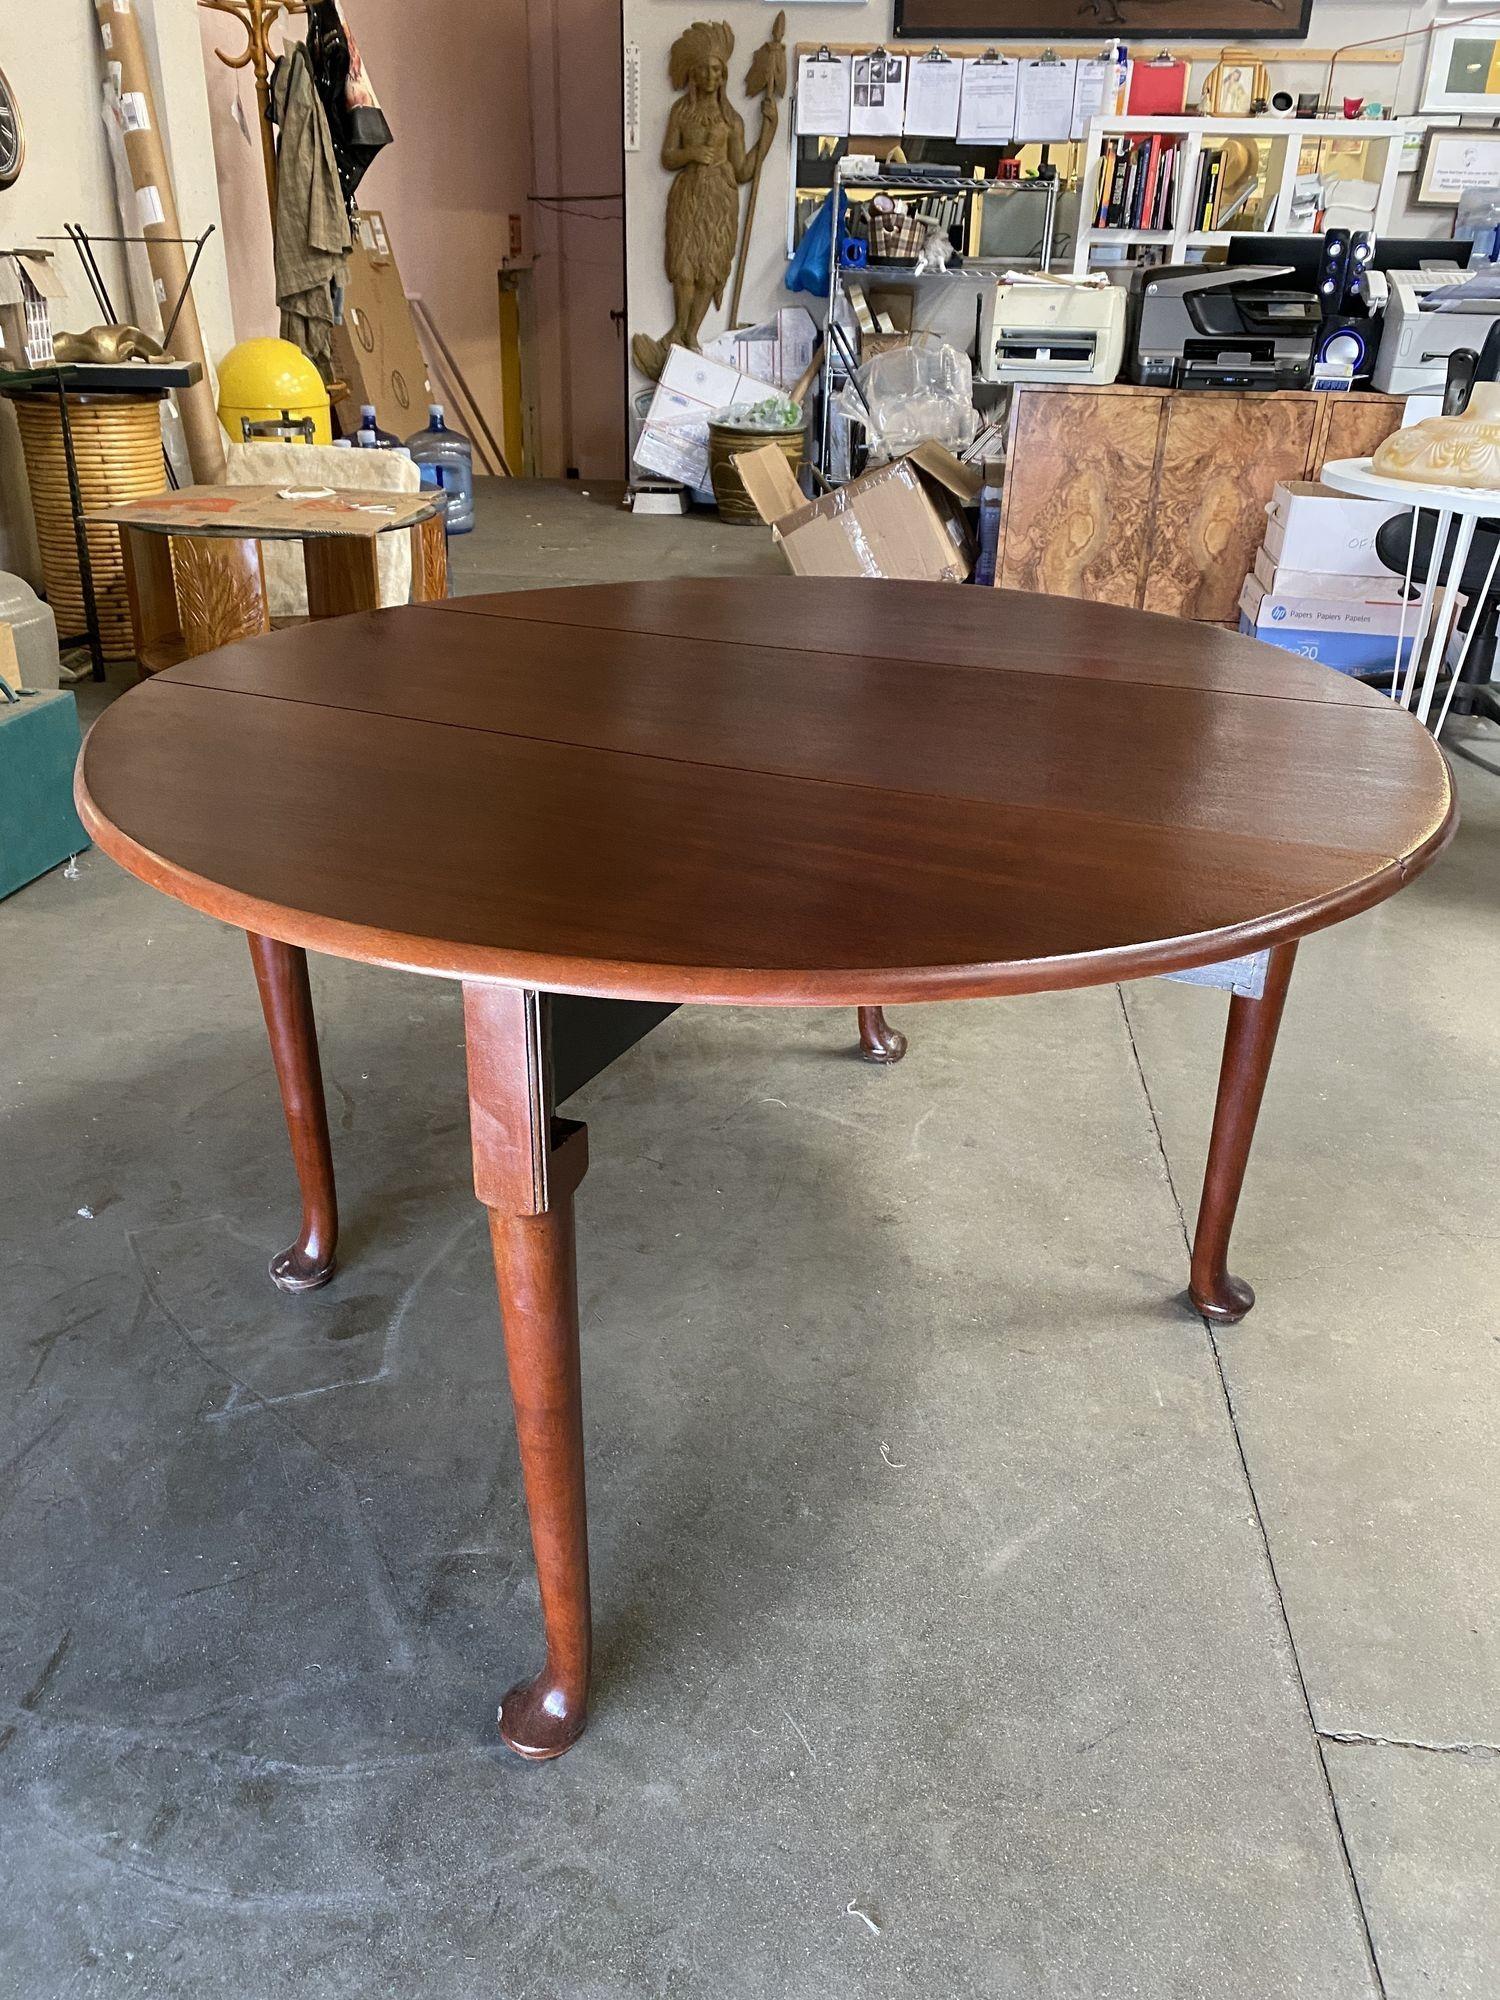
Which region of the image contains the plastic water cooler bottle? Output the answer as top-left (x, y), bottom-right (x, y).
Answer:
top-left (405, 405), bottom-right (475, 534)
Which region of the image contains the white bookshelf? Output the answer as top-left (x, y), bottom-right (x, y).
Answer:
top-left (1071, 116), bottom-right (1411, 276)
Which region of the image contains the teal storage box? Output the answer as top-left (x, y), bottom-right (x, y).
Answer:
top-left (0, 689), bottom-right (90, 899)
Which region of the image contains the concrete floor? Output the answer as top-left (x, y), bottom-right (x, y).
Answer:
top-left (2, 479), bottom-right (1498, 1997)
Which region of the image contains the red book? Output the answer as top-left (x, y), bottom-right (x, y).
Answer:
top-left (1139, 134), bottom-right (1163, 228)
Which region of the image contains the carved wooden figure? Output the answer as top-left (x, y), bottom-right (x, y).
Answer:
top-left (631, 21), bottom-right (778, 382)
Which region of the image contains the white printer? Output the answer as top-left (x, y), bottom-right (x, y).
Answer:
top-left (977, 278), bottom-right (1126, 387)
top-left (1372, 266), bottom-right (1500, 395)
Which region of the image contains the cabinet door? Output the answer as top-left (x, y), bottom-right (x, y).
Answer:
top-left (1142, 395), bottom-right (1318, 623)
top-left (1313, 395), bottom-right (1405, 475)
top-left (997, 389), bottom-right (1164, 607)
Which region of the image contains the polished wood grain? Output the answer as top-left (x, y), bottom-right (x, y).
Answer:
top-left (78, 589), bottom-right (1451, 1004)
top-left (1142, 396), bottom-right (1317, 623)
top-left (247, 933), bottom-right (338, 1291)
top-left (997, 388), bottom-right (1161, 606)
top-left (120, 527), bottom-right (184, 676)
top-left (169, 534), bottom-right (269, 658)
top-left (303, 535), bottom-right (383, 621)
top-left (464, 983), bottom-right (591, 1758)
top-left (994, 386), bottom-right (1408, 622)
top-left (1313, 394), bottom-right (1405, 473)
top-left (1190, 942), bottom-right (1298, 1324)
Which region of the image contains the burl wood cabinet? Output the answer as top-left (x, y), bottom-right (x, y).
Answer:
top-left (994, 385), bottom-right (1406, 622)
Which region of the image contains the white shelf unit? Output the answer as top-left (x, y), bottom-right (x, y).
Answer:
top-left (1071, 116), bottom-right (1411, 276)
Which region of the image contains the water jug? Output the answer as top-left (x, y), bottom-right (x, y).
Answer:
top-left (405, 405), bottom-right (475, 534)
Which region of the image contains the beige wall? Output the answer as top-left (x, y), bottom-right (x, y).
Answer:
top-left (1, 0), bottom-right (232, 581)
top-left (199, 0), bottom-right (626, 477)
top-left (621, 0), bottom-right (1454, 391)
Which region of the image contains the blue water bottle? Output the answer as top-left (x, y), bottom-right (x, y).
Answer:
top-left (404, 404), bottom-right (475, 534)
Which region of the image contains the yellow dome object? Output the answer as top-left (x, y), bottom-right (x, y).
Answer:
top-left (217, 337), bottom-right (332, 447)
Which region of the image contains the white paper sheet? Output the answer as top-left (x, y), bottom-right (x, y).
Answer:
top-left (956, 57), bottom-right (1017, 144)
top-left (795, 54), bottom-right (851, 137)
top-left (1014, 58), bottom-right (1077, 143)
top-left (850, 52), bottom-right (908, 137)
top-left (1070, 58), bottom-right (1112, 140)
top-left (904, 55), bottom-right (962, 138)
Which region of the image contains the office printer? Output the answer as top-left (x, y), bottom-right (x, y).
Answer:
top-left (1127, 265), bottom-right (1322, 390)
top-left (1371, 267), bottom-right (1500, 396)
top-left (977, 279), bottom-right (1126, 386)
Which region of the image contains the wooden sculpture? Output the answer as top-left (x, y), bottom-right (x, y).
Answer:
top-left (728, 12), bottom-right (787, 330)
top-left (631, 21), bottom-right (779, 382)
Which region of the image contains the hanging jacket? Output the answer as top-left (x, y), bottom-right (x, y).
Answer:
top-left (269, 42), bottom-right (351, 372)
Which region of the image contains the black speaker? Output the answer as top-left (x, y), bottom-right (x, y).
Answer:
top-left (1315, 315), bottom-right (1376, 382)
top-left (1346, 230), bottom-right (1374, 308)
top-left (1316, 229), bottom-right (1352, 315)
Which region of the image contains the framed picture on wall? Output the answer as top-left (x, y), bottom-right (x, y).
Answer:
top-left (1422, 26), bottom-right (1500, 114)
top-left (892, 0), bottom-right (1310, 41)
top-left (1415, 124), bottom-right (1500, 205)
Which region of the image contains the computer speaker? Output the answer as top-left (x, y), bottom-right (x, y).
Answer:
top-left (1317, 229), bottom-right (1351, 315)
top-left (1315, 315), bottom-right (1375, 380)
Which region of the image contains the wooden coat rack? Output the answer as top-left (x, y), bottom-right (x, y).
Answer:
top-left (199, 0), bottom-right (308, 227)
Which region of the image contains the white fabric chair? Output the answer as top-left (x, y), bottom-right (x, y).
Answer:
top-left (222, 436), bottom-right (419, 619)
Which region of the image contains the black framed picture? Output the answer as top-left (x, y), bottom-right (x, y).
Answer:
top-left (893, 0), bottom-right (1313, 41)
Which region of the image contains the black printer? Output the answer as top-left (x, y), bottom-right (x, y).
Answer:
top-left (1126, 264), bottom-right (1323, 391)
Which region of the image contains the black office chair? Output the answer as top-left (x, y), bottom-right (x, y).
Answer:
top-left (1374, 508), bottom-right (1500, 732)
top-left (1372, 324), bottom-right (1500, 743)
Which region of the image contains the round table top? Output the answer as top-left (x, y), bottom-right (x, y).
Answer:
top-left (76, 578), bottom-right (1456, 1005)
top-left (1321, 455), bottom-right (1500, 519)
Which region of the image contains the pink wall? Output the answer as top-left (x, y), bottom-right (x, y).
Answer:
top-left (198, 0), bottom-right (624, 477)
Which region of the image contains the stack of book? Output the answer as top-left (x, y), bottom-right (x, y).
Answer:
top-left (1092, 136), bottom-right (1180, 233)
top-left (1190, 146), bottom-right (1259, 232)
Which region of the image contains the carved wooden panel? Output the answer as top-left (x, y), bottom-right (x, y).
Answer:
top-left (1312, 395), bottom-right (1405, 477)
top-left (997, 390), bottom-right (1164, 607)
top-left (169, 536), bottom-right (270, 659)
top-left (411, 514), bottom-right (449, 603)
top-left (1142, 396), bottom-right (1318, 623)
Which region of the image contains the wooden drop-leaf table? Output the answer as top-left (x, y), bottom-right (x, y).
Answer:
top-left (75, 577), bottom-right (1455, 1759)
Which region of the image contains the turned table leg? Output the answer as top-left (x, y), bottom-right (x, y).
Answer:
top-left (247, 934), bottom-right (338, 1292)
top-left (464, 983), bottom-right (592, 1760)
top-left (858, 1006), bottom-right (907, 1064)
top-left (1188, 942), bottom-right (1298, 1325)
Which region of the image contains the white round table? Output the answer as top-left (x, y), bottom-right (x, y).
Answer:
top-left (1321, 455), bottom-right (1500, 737)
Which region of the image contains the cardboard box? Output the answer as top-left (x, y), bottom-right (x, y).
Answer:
top-left (0, 249), bottom-right (66, 368)
top-left (702, 307), bottom-right (817, 393)
top-left (632, 346), bottom-right (748, 492)
top-left (330, 210), bottom-right (433, 441)
top-left (1262, 480), bottom-right (1405, 577)
top-left (1238, 571), bottom-right (1432, 675)
top-left (735, 440), bottom-right (981, 582)
top-left (1251, 543), bottom-right (1432, 604)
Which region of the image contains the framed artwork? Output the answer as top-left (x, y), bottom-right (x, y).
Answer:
top-left (893, 0), bottom-right (1311, 41)
top-left (1422, 27), bottom-right (1500, 113)
top-left (1415, 123), bottom-right (1500, 205)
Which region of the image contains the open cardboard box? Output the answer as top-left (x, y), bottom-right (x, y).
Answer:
top-left (733, 441), bottom-right (981, 582)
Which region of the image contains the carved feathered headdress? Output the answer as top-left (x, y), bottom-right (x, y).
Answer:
top-left (669, 21), bottom-right (734, 89)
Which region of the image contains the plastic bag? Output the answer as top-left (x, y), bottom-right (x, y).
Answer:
top-left (785, 192), bottom-right (843, 297)
top-left (835, 334), bottom-right (975, 461)
top-left (712, 394), bottom-right (803, 431)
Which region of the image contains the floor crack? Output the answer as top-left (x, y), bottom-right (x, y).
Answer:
top-left (1319, 1730), bottom-right (1500, 1759)
top-left (1116, 984), bottom-right (1388, 2000)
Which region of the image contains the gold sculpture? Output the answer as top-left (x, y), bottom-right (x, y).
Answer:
top-left (631, 21), bottom-right (779, 382)
top-left (53, 325), bottom-right (172, 365)
top-left (1373, 383), bottom-right (1500, 490)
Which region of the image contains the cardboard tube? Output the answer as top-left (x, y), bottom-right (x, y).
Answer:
top-left (93, 0), bottom-right (226, 481)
